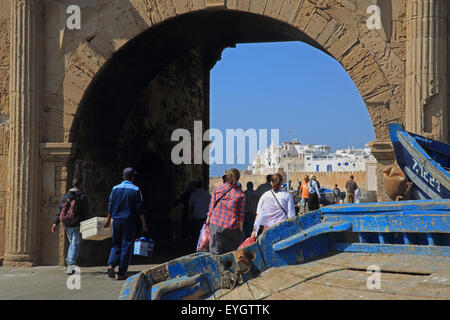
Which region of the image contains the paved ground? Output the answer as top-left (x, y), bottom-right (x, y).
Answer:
top-left (0, 263), bottom-right (156, 300)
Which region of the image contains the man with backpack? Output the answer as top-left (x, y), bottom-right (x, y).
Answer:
top-left (51, 177), bottom-right (89, 275)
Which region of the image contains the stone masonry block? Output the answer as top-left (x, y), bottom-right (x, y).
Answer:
top-left (279, 0), bottom-right (303, 24)
top-left (264, 0), bottom-right (284, 19)
top-left (304, 11), bottom-right (329, 39)
top-left (293, 0), bottom-right (316, 31)
top-left (249, 0), bottom-right (268, 15)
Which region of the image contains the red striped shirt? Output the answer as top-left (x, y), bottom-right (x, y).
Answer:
top-left (207, 183), bottom-right (245, 230)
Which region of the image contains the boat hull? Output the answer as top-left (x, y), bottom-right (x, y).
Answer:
top-left (119, 200), bottom-right (450, 300)
top-left (388, 123), bottom-right (450, 199)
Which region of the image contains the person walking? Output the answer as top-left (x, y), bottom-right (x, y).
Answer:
top-left (308, 175), bottom-right (321, 211)
top-left (345, 175), bottom-right (358, 204)
top-left (251, 174), bottom-right (296, 239)
top-left (188, 180), bottom-right (211, 246)
top-left (332, 184), bottom-right (341, 204)
top-left (51, 177), bottom-right (89, 275)
top-left (206, 168), bottom-right (245, 255)
top-left (104, 168), bottom-right (148, 280)
top-left (255, 175), bottom-right (272, 204)
top-left (244, 182), bottom-right (257, 238)
top-left (299, 175), bottom-right (310, 214)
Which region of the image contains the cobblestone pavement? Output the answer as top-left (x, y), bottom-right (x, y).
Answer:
top-left (0, 264), bottom-right (156, 300)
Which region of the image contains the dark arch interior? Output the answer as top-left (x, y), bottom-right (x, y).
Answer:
top-left (68, 9), bottom-right (335, 265)
top-left (70, 9), bottom-right (325, 148)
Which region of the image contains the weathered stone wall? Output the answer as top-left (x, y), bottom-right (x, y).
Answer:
top-left (0, 0), bottom-right (10, 257)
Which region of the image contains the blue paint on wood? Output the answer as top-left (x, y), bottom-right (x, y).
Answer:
top-left (322, 200), bottom-right (450, 214)
top-left (388, 123), bottom-right (450, 199)
top-left (273, 221), bottom-right (351, 252)
top-left (258, 211), bottom-right (322, 269)
top-left (150, 274), bottom-right (210, 300)
top-left (325, 212), bottom-right (450, 233)
top-left (335, 242), bottom-right (450, 256)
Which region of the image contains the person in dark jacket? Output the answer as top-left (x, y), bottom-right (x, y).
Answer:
top-left (104, 168), bottom-right (148, 280)
top-left (51, 177), bottom-right (89, 275)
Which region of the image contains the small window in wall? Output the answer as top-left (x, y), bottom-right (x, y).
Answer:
top-left (338, 163), bottom-right (341, 166)
top-left (345, 162), bottom-right (349, 166)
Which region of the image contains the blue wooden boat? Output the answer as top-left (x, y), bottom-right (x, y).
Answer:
top-left (388, 123), bottom-right (450, 199)
top-left (119, 200), bottom-right (450, 300)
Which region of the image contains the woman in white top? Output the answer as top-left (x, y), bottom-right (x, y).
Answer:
top-left (251, 174), bottom-right (296, 239)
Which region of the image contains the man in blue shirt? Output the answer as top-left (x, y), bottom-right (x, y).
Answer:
top-left (104, 168), bottom-right (148, 280)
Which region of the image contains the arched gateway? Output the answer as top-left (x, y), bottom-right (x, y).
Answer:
top-left (0, 0), bottom-right (448, 266)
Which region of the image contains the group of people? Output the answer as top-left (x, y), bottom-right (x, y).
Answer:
top-left (297, 174), bottom-right (361, 213)
top-left (205, 169), bottom-right (296, 255)
top-left (51, 166), bottom-right (361, 279)
top-left (52, 167), bottom-right (148, 280)
top-left (330, 175), bottom-right (361, 205)
top-left (297, 175), bottom-right (321, 214)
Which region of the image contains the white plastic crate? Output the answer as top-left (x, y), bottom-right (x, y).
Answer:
top-left (80, 217), bottom-right (112, 241)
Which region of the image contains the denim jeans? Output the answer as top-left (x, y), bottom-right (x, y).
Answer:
top-left (107, 219), bottom-right (135, 276)
top-left (66, 227), bottom-right (81, 266)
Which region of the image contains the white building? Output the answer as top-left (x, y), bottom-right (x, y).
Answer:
top-left (249, 140), bottom-right (374, 174)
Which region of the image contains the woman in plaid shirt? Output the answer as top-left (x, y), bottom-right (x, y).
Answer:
top-left (206, 168), bottom-right (245, 255)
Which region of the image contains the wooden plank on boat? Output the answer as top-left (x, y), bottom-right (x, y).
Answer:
top-left (307, 269), bottom-right (449, 299)
top-left (262, 292), bottom-right (294, 300)
top-left (217, 283), bottom-right (254, 300)
top-left (335, 243), bottom-right (450, 257)
top-left (318, 252), bottom-right (450, 275)
top-left (420, 273), bottom-right (450, 291)
top-left (246, 267), bottom-right (305, 294)
top-left (246, 283), bottom-right (272, 300)
top-left (273, 282), bottom-right (421, 300)
top-left (280, 261), bottom-right (348, 280)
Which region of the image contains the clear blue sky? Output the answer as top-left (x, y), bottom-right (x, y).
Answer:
top-left (209, 41), bottom-right (375, 177)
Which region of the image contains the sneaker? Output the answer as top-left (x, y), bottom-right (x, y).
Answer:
top-left (66, 265), bottom-right (76, 275)
top-left (107, 267), bottom-right (115, 279)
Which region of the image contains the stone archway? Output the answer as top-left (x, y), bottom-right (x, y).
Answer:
top-left (62, 4), bottom-right (404, 265)
top-left (2, 0), bottom-right (447, 266)
top-left (63, 1), bottom-right (404, 141)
